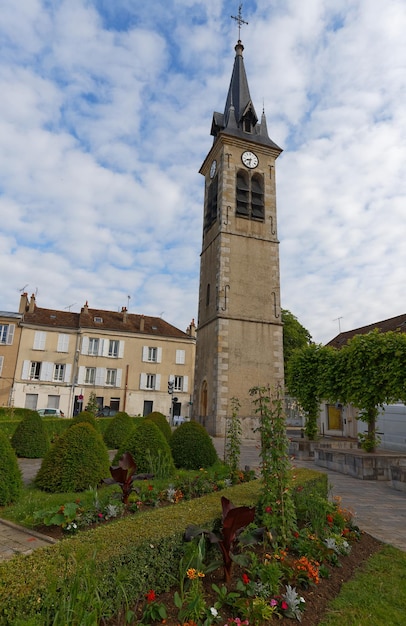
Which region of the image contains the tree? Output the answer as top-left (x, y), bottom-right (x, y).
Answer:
top-left (286, 343), bottom-right (332, 440)
top-left (331, 330), bottom-right (406, 451)
top-left (282, 309), bottom-right (312, 373)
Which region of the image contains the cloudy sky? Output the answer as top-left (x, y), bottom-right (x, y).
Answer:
top-left (1, 0), bottom-right (405, 344)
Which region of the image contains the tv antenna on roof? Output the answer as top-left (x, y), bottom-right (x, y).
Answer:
top-left (231, 3), bottom-right (248, 40)
top-left (333, 316), bottom-right (343, 333)
top-left (64, 303), bottom-right (76, 311)
top-left (18, 284), bottom-right (29, 293)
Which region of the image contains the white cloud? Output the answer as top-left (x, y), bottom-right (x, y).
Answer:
top-left (1, 0), bottom-right (406, 345)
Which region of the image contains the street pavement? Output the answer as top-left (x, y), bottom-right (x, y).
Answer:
top-left (1, 439), bottom-right (405, 563)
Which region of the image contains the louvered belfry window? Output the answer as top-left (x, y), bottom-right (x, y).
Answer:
top-left (204, 176), bottom-right (218, 231)
top-left (236, 170), bottom-right (264, 220)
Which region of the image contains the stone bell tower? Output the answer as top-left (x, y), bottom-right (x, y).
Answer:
top-left (192, 26), bottom-right (284, 437)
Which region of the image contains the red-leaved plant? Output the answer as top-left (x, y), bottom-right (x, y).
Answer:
top-left (185, 496), bottom-right (256, 584)
top-left (103, 452), bottom-right (153, 505)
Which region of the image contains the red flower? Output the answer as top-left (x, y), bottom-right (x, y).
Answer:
top-left (265, 506), bottom-right (272, 513)
top-left (147, 485), bottom-right (154, 491)
top-left (293, 531), bottom-right (299, 538)
top-left (146, 589), bottom-right (156, 603)
top-left (326, 514), bottom-right (334, 526)
top-left (281, 601), bottom-right (289, 610)
top-left (242, 573), bottom-right (250, 584)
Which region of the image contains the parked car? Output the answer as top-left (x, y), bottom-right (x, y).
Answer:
top-left (37, 408), bottom-right (65, 417)
top-left (172, 416), bottom-right (190, 427)
top-left (96, 407), bottom-right (117, 417)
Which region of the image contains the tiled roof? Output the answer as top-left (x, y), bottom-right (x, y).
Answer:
top-left (22, 306), bottom-right (190, 339)
top-left (327, 313), bottom-right (406, 349)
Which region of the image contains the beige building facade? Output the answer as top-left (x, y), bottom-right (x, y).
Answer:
top-left (192, 39), bottom-right (284, 436)
top-left (9, 294), bottom-right (195, 419)
top-left (0, 310), bottom-right (22, 407)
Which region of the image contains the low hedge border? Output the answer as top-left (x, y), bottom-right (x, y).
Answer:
top-left (0, 469), bottom-right (326, 624)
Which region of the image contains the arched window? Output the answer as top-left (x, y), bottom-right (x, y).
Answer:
top-left (235, 170), bottom-right (264, 221)
top-left (251, 174), bottom-right (264, 219)
top-left (236, 171), bottom-right (249, 216)
top-left (204, 176), bottom-right (218, 231)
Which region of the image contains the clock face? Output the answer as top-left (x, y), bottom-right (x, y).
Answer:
top-left (241, 151), bottom-right (258, 169)
top-left (210, 159), bottom-right (217, 178)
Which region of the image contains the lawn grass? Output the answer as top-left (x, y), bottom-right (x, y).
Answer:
top-left (319, 544), bottom-right (406, 625)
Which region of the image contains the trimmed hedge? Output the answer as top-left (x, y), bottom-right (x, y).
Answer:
top-left (35, 423), bottom-right (110, 493)
top-left (170, 420), bottom-right (218, 469)
top-left (0, 430), bottom-right (23, 506)
top-left (114, 419), bottom-right (175, 477)
top-left (103, 412), bottom-right (134, 449)
top-left (0, 470), bottom-right (326, 624)
top-left (69, 411), bottom-right (97, 429)
top-left (144, 411), bottom-right (172, 443)
top-left (11, 410), bottom-right (50, 458)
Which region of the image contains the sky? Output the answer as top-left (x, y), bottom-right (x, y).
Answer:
top-left (1, 0), bottom-right (406, 345)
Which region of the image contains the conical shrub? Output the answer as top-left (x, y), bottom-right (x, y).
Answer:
top-left (11, 409), bottom-right (50, 458)
top-left (69, 410), bottom-right (97, 429)
top-left (114, 419), bottom-right (174, 478)
top-left (145, 411), bottom-right (172, 443)
top-left (103, 412), bottom-right (134, 448)
top-left (0, 430), bottom-right (23, 505)
top-left (170, 420), bottom-right (218, 469)
top-left (35, 422), bottom-right (110, 493)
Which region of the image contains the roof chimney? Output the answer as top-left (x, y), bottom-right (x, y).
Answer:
top-left (187, 318), bottom-right (196, 338)
top-left (81, 301), bottom-right (89, 315)
top-left (121, 306), bottom-right (128, 323)
top-left (19, 292), bottom-right (29, 314)
top-left (28, 293), bottom-right (36, 313)
top-left (140, 315), bottom-right (145, 332)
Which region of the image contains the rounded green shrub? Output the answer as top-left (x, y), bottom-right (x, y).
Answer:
top-left (114, 419), bottom-right (174, 478)
top-left (170, 420), bottom-right (218, 469)
top-left (0, 430), bottom-right (23, 505)
top-left (35, 423), bottom-right (110, 493)
top-left (103, 412), bottom-right (134, 449)
top-left (11, 410), bottom-right (50, 458)
top-left (145, 411), bottom-right (172, 443)
top-left (69, 411), bottom-right (97, 430)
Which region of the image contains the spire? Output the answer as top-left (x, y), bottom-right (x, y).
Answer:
top-left (210, 39), bottom-right (282, 152)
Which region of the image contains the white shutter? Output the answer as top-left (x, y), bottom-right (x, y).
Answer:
top-left (98, 339), bottom-right (104, 356)
top-left (22, 360), bottom-right (30, 380)
top-left (102, 340), bottom-right (109, 357)
top-left (81, 336), bottom-right (89, 355)
top-left (140, 373), bottom-right (147, 389)
top-left (0, 356), bottom-right (3, 377)
top-left (57, 334), bottom-right (69, 352)
top-left (64, 363), bottom-right (72, 383)
top-left (40, 362), bottom-right (53, 382)
top-left (155, 374), bottom-right (161, 390)
top-left (176, 349), bottom-right (185, 365)
top-left (33, 331), bottom-right (46, 350)
top-left (118, 341), bottom-right (124, 358)
top-left (95, 367), bottom-right (105, 386)
top-left (116, 369), bottom-right (122, 387)
top-left (183, 375), bottom-right (189, 392)
top-left (142, 346), bottom-right (148, 362)
top-left (77, 366), bottom-right (85, 384)
top-left (6, 324), bottom-right (15, 345)
top-left (157, 347), bottom-right (162, 363)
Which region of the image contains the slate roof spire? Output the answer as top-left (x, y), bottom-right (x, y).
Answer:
top-left (210, 38), bottom-right (281, 152)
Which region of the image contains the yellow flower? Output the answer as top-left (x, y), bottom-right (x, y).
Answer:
top-left (186, 568), bottom-right (197, 579)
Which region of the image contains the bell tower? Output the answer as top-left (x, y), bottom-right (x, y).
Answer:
top-left (192, 29), bottom-right (284, 437)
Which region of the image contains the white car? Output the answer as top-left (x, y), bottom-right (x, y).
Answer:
top-left (172, 416), bottom-right (190, 426)
top-left (37, 408), bottom-right (65, 417)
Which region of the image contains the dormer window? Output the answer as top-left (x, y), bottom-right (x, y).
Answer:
top-left (94, 316), bottom-right (103, 323)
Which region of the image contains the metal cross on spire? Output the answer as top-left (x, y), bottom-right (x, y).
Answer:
top-left (231, 4), bottom-right (248, 40)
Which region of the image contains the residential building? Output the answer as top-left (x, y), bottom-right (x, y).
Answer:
top-left (0, 310), bottom-right (22, 407)
top-left (10, 293), bottom-right (195, 418)
top-left (192, 33), bottom-right (284, 436)
top-left (321, 313), bottom-right (406, 444)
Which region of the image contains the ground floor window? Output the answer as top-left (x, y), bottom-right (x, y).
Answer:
top-left (25, 393), bottom-right (38, 410)
top-left (143, 400), bottom-right (153, 416)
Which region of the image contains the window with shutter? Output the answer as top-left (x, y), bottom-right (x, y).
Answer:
top-left (57, 334), bottom-right (70, 352)
top-left (33, 331), bottom-right (46, 350)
